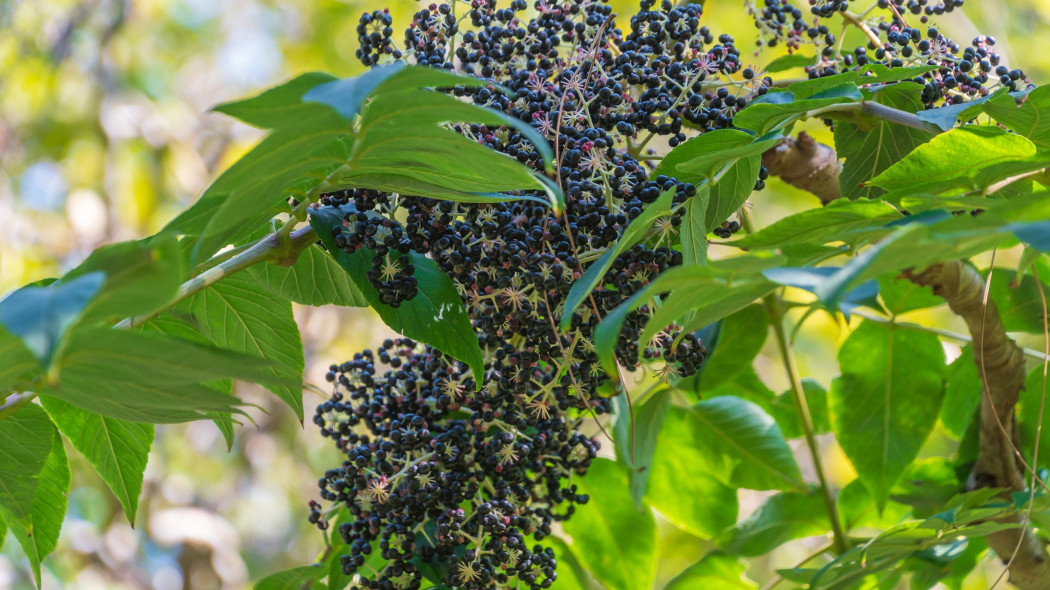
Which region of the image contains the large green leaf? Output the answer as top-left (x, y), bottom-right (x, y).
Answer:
top-left (249, 244), bottom-right (369, 307)
top-left (645, 409), bottom-right (739, 538)
top-left (834, 84), bottom-right (934, 200)
top-left (254, 565), bottom-right (324, 590)
top-left (830, 321), bottom-right (945, 508)
top-left (716, 491), bottom-right (830, 556)
top-left (696, 304), bottom-right (769, 392)
top-left (837, 479), bottom-right (911, 532)
top-left (982, 85), bottom-right (1050, 148)
top-left (0, 405), bottom-right (67, 585)
top-left (214, 72), bottom-right (338, 129)
top-left (866, 126), bottom-right (1037, 192)
top-left (0, 272), bottom-right (105, 365)
top-left (878, 275), bottom-right (942, 315)
top-left (665, 552), bottom-right (757, 590)
top-left (612, 389), bottom-right (670, 510)
top-left (686, 397), bottom-right (804, 491)
top-left (563, 458), bottom-right (657, 590)
top-left (40, 397), bottom-right (153, 523)
top-left (310, 204), bottom-right (484, 383)
top-left (187, 273), bottom-right (306, 419)
top-left (561, 188), bottom-right (675, 329)
top-left (62, 235), bottom-right (184, 324)
top-left (732, 198), bottom-right (900, 249)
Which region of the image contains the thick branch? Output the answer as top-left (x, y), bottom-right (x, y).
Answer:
top-left (905, 263), bottom-right (1050, 590)
top-left (762, 132), bottom-right (842, 204)
top-left (763, 133), bottom-right (1050, 588)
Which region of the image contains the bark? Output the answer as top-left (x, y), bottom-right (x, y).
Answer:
top-left (763, 134), bottom-right (1050, 589)
top-left (761, 131), bottom-right (842, 205)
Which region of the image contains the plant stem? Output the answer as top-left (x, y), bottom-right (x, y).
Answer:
top-left (116, 225), bottom-right (318, 329)
top-left (740, 211), bottom-right (848, 554)
top-left (765, 294), bottom-right (849, 555)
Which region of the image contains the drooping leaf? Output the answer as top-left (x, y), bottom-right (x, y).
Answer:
top-left (0, 405), bottom-right (67, 585)
top-left (830, 321), bottom-right (945, 508)
top-left (40, 397), bottom-right (153, 523)
top-left (654, 129), bottom-right (779, 185)
top-left (612, 389), bottom-right (671, 510)
top-left (762, 266), bottom-right (880, 319)
top-left (187, 273), bottom-right (306, 419)
top-left (916, 91), bottom-right (1001, 131)
top-left (254, 565), bottom-right (324, 590)
top-left (561, 188), bottom-right (675, 329)
top-left (716, 490), bottom-right (830, 556)
top-left (731, 198), bottom-right (900, 249)
top-left (764, 53), bottom-right (814, 73)
top-left (686, 397), bottom-right (805, 491)
top-left (834, 83), bottom-right (934, 200)
top-left (0, 272), bottom-right (105, 365)
top-left (47, 327), bottom-right (274, 423)
top-left (679, 188), bottom-right (709, 265)
top-left (310, 204), bottom-right (484, 384)
top-left (249, 244), bottom-right (369, 307)
top-left (665, 552), bottom-right (757, 589)
top-left (696, 304), bottom-right (769, 392)
top-left (645, 409), bottom-right (739, 538)
top-left (214, 72), bottom-right (339, 129)
top-left (563, 458), bottom-right (657, 590)
top-left (733, 84), bottom-right (863, 136)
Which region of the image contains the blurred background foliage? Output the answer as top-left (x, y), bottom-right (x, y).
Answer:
top-left (1, 0), bottom-right (1048, 588)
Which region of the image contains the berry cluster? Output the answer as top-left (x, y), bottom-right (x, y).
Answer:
top-left (749, 0), bottom-right (1032, 106)
top-left (311, 0), bottom-right (1027, 588)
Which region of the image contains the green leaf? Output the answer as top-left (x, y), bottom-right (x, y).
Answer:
top-left (866, 126), bottom-right (1037, 192)
top-left (0, 405), bottom-right (68, 585)
top-left (696, 304), bottom-right (769, 392)
top-left (679, 188), bottom-right (708, 265)
top-left (40, 397), bottom-right (153, 523)
top-left (655, 129), bottom-right (780, 182)
top-left (830, 321), bottom-right (945, 508)
top-left (0, 272), bottom-right (105, 365)
top-left (717, 491), bottom-right (830, 556)
top-left (0, 404), bottom-right (54, 539)
top-left (769, 378), bottom-right (830, 439)
top-left (982, 85), bottom-right (1050, 148)
top-left (561, 188), bottom-right (675, 329)
top-left (940, 346), bottom-right (981, 439)
top-left (0, 514), bottom-right (6, 552)
top-left (214, 72), bottom-right (338, 129)
top-left (687, 397), bottom-right (804, 491)
top-left (545, 537), bottom-right (598, 590)
top-left (563, 458), bottom-right (656, 590)
top-left (0, 323), bottom-right (41, 393)
top-left (1018, 364), bottom-right (1050, 468)
top-left (250, 245), bottom-right (369, 307)
top-left (834, 84), bottom-right (934, 200)
top-left (985, 267), bottom-right (1050, 333)
top-left (707, 152), bottom-right (761, 230)
top-left (310, 204), bottom-right (484, 384)
top-left (62, 235), bottom-right (184, 324)
top-left (646, 409), bottom-right (739, 538)
top-left (665, 551), bottom-right (757, 589)
top-left (764, 53), bottom-right (813, 73)
top-left (916, 91), bottom-right (1000, 131)
top-left (732, 198), bottom-right (900, 249)
top-left (188, 273), bottom-right (306, 419)
top-left (837, 479), bottom-right (911, 532)
top-left (612, 389), bottom-right (670, 510)
top-left (890, 458), bottom-right (962, 518)
top-left (255, 565), bottom-right (324, 590)
top-left (762, 266), bottom-right (881, 318)
top-left (733, 85), bottom-right (862, 136)
top-left (878, 276), bottom-right (942, 315)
